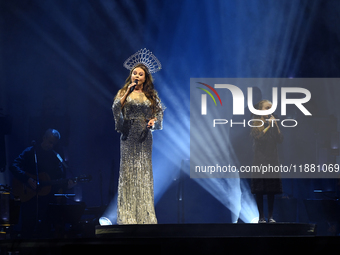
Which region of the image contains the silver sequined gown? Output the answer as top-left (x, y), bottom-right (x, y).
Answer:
top-left (112, 91), bottom-right (163, 224)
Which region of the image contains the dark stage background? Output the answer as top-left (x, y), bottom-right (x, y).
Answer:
top-left (1, 0), bottom-right (340, 235)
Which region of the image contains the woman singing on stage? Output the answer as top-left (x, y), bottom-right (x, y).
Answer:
top-left (250, 100), bottom-right (283, 223)
top-left (112, 49), bottom-right (164, 224)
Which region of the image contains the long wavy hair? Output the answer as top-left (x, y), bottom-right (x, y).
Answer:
top-left (115, 63), bottom-right (162, 115)
top-left (250, 99), bottom-right (271, 136)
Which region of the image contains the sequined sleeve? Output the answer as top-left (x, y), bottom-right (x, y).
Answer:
top-left (151, 100), bottom-right (165, 131)
top-left (112, 97), bottom-right (124, 133)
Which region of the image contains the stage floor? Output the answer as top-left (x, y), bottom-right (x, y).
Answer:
top-left (1, 223), bottom-right (339, 255)
top-left (95, 222), bottom-right (316, 237)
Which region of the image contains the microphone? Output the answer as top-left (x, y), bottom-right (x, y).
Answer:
top-left (130, 79), bottom-right (138, 92)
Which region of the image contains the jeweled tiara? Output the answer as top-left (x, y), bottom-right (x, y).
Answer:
top-left (123, 48), bottom-right (162, 74)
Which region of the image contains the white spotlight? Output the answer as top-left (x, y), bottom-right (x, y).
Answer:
top-left (99, 217), bottom-right (112, 226)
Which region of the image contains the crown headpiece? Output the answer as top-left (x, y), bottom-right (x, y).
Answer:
top-left (123, 48), bottom-right (162, 74)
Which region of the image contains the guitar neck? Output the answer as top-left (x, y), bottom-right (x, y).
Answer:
top-left (41, 178), bottom-right (68, 187)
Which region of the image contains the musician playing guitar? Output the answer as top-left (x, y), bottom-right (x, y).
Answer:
top-left (10, 128), bottom-right (77, 238)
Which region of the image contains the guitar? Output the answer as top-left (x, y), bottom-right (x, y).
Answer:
top-left (12, 172), bottom-right (92, 202)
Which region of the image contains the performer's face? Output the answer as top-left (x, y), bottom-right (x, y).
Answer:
top-left (131, 67), bottom-right (146, 86)
top-left (41, 136), bottom-right (58, 151)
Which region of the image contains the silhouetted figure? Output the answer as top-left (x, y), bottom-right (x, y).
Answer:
top-left (250, 100), bottom-right (283, 223)
top-left (10, 129), bottom-right (76, 238)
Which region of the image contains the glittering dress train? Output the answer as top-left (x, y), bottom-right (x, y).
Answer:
top-left (112, 91), bottom-right (163, 224)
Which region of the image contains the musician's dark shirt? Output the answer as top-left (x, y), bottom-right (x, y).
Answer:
top-left (10, 146), bottom-right (64, 184)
